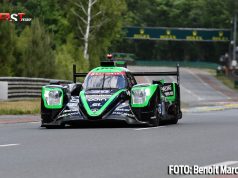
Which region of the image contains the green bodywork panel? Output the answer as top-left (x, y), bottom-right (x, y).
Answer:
top-left (131, 82), bottom-right (177, 107)
top-left (131, 84), bottom-right (157, 107)
top-left (159, 79), bottom-right (165, 85)
top-left (80, 89), bottom-right (126, 117)
top-left (90, 66), bottom-right (128, 73)
top-left (42, 86), bottom-right (64, 109)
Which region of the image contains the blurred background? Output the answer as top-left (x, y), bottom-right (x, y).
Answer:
top-left (0, 0), bottom-right (237, 80)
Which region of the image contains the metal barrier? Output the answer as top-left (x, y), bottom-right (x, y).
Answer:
top-left (0, 77), bottom-right (71, 100)
top-left (136, 60), bottom-right (219, 69)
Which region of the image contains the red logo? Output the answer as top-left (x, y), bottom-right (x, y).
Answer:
top-left (0, 13), bottom-right (32, 22)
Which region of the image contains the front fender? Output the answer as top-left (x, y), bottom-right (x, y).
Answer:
top-left (130, 84), bottom-right (158, 108)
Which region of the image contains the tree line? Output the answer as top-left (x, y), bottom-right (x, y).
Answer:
top-left (0, 0), bottom-right (237, 79)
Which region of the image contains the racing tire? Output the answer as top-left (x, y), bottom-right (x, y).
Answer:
top-left (44, 124), bottom-right (65, 129)
top-left (169, 117), bottom-right (178, 124)
top-left (168, 111), bottom-right (182, 125)
top-left (149, 108), bottom-right (160, 127)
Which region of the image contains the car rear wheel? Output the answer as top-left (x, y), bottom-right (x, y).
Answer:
top-left (149, 108), bottom-right (160, 127)
top-left (168, 111), bottom-right (182, 125)
top-left (169, 117), bottom-right (178, 124)
top-left (44, 124), bottom-right (65, 129)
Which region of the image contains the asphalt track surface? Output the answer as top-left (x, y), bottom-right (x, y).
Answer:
top-left (0, 110), bottom-right (238, 178)
top-left (0, 66), bottom-right (238, 178)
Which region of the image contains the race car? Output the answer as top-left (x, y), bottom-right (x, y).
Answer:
top-left (41, 61), bottom-right (182, 128)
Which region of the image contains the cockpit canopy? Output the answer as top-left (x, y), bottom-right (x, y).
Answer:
top-left (83, 72), bottom-right (127, 90)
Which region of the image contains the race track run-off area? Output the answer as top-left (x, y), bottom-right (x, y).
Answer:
top-left (0, 66), bottom-right (238, 178)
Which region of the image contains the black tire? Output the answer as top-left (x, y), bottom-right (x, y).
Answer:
top-left (169, 117), bottom-right (178, 124)
top-left (149, 107), bottom-right (160, 127)
top-left (44, 124), bottom-right (65, 129)
top-left (168, 111), bottom-right (182, 125)
top-left (148, 89), bottom-right (162, 127)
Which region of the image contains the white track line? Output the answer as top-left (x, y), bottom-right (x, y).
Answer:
top-left (202, 161), bottom-right (238, 168)
top-left (185, 69), bottom-right (209, 87)
top-left (0, 144), bottom-right (20, 147)
top-left (28, 121), bottom-right (41, 124)
top-left (134, 126), bottom-right (165, 131)
top-left (180, 85), bottom-right (204, 101)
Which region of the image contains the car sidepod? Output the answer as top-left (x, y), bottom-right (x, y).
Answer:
top-left (130, 84), bottom-right (160, 125)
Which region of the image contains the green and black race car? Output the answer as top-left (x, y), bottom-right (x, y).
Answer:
top-left (41, 61), bottom-right (182, 128)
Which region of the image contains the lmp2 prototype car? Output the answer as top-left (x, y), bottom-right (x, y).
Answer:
top-left (41, 61), bottom-right (182, 128)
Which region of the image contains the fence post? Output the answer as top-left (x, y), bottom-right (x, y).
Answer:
top-left (0, 82), bottom-right (8, 100)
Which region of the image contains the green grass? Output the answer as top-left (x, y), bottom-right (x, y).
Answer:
top-left (0, 99), bottom-right (40, 115)
top-left (208, 69), bottom-right (238, 91)
top-left (216, 75), bottom-right (238, 91)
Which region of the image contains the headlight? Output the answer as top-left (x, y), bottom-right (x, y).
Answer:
top-left (44, 90), bottom-right (63, 106)
top-left (131, 89), bottom-right (148, 104)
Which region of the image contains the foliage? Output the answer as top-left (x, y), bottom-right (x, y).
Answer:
top-left (0, 0), bottom-right (237, 78)
top-left (16, 19), bottom-right (56, 78)
top-left (0, 22), bottom-right (16, 76)
top-left (116, 0), bottom-right (235, 62)
top-left (70, 0), bottom-right (127, 68)
top-left (55, 34), bottom-right (89, 80)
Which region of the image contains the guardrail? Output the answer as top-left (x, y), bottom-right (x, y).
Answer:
top-left (0, 77), bottom-right (71, 100)
top-left (136, 60), bottom-right (219, 69)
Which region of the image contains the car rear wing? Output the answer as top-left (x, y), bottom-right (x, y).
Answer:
top-left (132, 64), bottom-right (181, 112)
top-left (131, 64), bottom-right (180, 86)
top-left (73, 64), bottom-right (180, 84)
top-left (73, 65), bottom-right (87, 83)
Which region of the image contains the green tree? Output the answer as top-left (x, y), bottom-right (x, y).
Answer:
top-left (117, 0), bottom-right (233, 62)
top-left (0, 22), bottom-right (16, 76)
top-left (16, 18), bottom-right (56, 78)
top-left (70, 0), bottom-right (127, 68)
top-left (55, 34), bottom-right (88, 80)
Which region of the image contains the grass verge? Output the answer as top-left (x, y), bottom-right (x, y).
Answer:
top-left (206, 69), bottom-right (238, 91)
top-left (216, 75), bottom-right (238, 91)
top-left (0, 99), bottom-right (40, 115)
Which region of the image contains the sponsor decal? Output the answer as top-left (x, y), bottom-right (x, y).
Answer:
top-left (88, 72), bottom-right (125, 76)
top-left (112, 112), bottom-right (134, 118)
top-left (63, 109), bottom-right (79, 113)
top-left (133, 28), bottom-right (150, 39)
top-left (86, 90), bottom-right (111, 94)
top-left (67, 103), bottom-right (78, 107)
top-left (92, 103), bottom-right (102, 107)
top-left (91, 108), bottom-right (98, 112)
top-left (186, 31), bottom-right (203, 41)
top-left (160, 30), bottom-right (176, 40)
top-left (212, 31), bottom-right (229, 41)
top-left (86, 95), bottom-right (111, 102)
top-left (161, 85), bottom-right (171, 92)
top-left (59, 111), bottom-right (81, 118)
top-left (114, 108), bottom-right (130, 112)
top-left (161, 84), bottom-right (174, 96)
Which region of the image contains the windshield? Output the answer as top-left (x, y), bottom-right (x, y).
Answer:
top-left (83, 73), bottom-right (127, 90)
